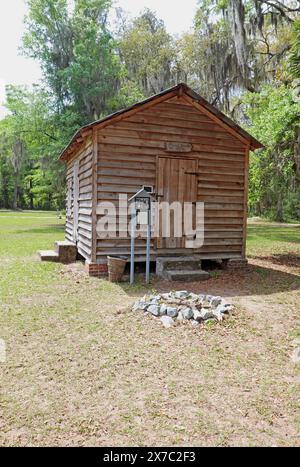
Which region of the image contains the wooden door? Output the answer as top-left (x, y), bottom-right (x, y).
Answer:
top-left (156, 157), bottom-right (197, 249)
top-left (73, 160), bottom-right (79, 242)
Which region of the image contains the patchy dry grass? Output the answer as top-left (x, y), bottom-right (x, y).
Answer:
top-left (0, 212), bottom-right (299, 446)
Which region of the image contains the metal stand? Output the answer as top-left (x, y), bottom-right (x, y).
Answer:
top-left (129, 188), bottom-right (153, 285)
top-left (146, 210), bottom-right (151, 284)
top-left (130, 210), bottom-right (136, 285)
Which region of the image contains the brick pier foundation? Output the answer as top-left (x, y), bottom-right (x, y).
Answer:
top-left (85, 261), bottom-right (108, 277)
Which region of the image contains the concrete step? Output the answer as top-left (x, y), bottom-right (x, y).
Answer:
top-left (156, 256), bottom-right (202, 275)
top-left (165, 269), bottom-right (210, 282)
top-left (54, 240), bottom-right (77, 263)
top-left (38, 250), bottom-right (59, 262)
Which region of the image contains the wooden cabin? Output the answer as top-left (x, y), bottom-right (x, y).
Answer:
top-left (55, 83), bottom-right (262, 278)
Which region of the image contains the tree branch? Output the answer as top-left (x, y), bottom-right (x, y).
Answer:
top-left (255, 0), bottom-right (300, 22)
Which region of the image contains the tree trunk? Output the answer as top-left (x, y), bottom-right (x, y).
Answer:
top-left (13, 178), bottom-right (18, 210)
top-left (29, 178), bottom-right (34, 210)
top-left (275, 192), bottom-right (284, 222)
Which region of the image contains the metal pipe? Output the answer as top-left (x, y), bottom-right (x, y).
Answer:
top-left (130, 209), bottom-right (136, 284)
top-left (146, 209), bottom-right (151, 283)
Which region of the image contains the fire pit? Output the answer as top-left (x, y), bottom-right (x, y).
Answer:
top-left (132, 291), bottom-right (233, 328)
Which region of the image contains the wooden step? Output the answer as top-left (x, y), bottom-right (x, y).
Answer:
top-left (54, 240), bottom-right (77, 263)
top-left (165, 270), bottom-right (210, 282)
top-left (38, 250), bottom-right (59, 262)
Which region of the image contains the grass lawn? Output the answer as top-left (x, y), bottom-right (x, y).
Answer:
top-left (0, 211), bottom-right (299, 447)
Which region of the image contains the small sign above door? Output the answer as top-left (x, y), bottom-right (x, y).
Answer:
top-left (165, 142), bottom-right (192, 153)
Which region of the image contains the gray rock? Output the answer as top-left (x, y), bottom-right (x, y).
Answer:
top-left (200, 310), bottom-right (216, 320)
top-left (161, 316), bottom-right (175, 328)
top-left (148, 305), bottom-right (161, 317)
top-left (169, 291), bottom-right (177, 299)
top-left (216, 304), bottom-right (232, 315)
top-left (150, 300), bottom-right (159, 305)
top-left (213, 310), bottom-right (223, 322)
top-left (175, 290), bottom-right (189, 299)
top-left (161, 293), bottom-right (171, 300)
top-left (159, 303), bottom-right (168, 316)
top-left (132, 300), bottom-right (148, 312)
top-left (191, 320), bottom-right (200, 327)
top-left (150, 295), bottom-right (161, 305)
top-left (202, 300), bottom-right (212, 309)
top-left (188, 293), bottom-right (199, 302)
top-left (220, 301), bottom-right (233, 309)
top-left (177, 311), bottom-right (184, 321)
top-left (211, 296), bottom-right (222, 307)
top-left (182, 307), bottom-right (194, 320)
top-left (193, 309), bottom-right (203, 322)
top-left (197, 294), bottom-right (206, 301)
top-left (167, 306), bottom-right (178, 318)
top-left (132, 301), bottom-right (139, 312)
top-left (150, 294), bottom-right (160, 300)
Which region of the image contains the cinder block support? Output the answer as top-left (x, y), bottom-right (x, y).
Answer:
top-left (85, 261), bottom-right (108, 277)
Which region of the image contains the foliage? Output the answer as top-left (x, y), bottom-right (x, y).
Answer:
top-left (0, 0), bottom-right (145, 210)
top-left (243, 83), bottom-right (300, 220)
top-left (188, 0), bottom-right (299, 112)
top-left (0, 0), bottom-right (299, 220)
top-left (290, 17), bottom-right (300, 80)
top-left (119, 9), bottom-right (178, 96)
top-left (23, 0), bottom-right (123, 121)
top-left (0, 85), bottom-right (79, 209)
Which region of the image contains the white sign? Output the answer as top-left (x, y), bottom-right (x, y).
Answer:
top-left (137, 211), bottom-right (148, 225)
top-left (165, 142), bottom-right (192, 152)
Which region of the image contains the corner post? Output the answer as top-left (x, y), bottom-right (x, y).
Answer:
top-left (130, 209), bottom-right (136, 284)
top-left (242, 145), bottom-right (250, 259)
top-left (91, 128), bottom-right (98, 263)
top-left (146, 209), bottom-right (151, 283)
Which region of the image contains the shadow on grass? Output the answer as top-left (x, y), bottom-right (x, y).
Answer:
top-left (250, 253), bottom-right (300, 269)
top-left (233, 262), bottom-right (300, 296)
top-left (118, 261), bottom-right (300, 298)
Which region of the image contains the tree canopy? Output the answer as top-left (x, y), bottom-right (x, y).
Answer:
top-left (0, 0), bottom-right (299, 220)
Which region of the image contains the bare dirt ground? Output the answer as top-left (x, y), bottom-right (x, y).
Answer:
top-left (1, 254), bottom-right (299, 447)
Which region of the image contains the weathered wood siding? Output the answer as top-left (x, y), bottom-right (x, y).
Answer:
top-left (95, 96), bottom-right (248, 262)
top-left (65, 138), bottom-right (93, 261)
top-left (66, 158), bottom-right (75, 242)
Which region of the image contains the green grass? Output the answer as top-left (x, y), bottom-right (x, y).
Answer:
top-left (247, 220), bottom-right (300, 257)
top-left (0, 210), bottom-right (65, 258)
top-left (0, 211), bottom-right (299, 447)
